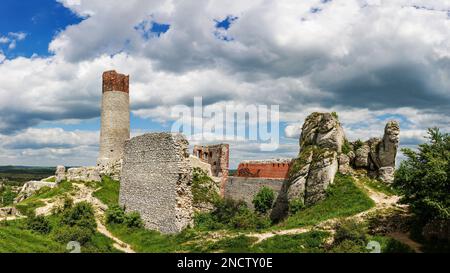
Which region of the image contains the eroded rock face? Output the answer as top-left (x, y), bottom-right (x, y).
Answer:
top-left (55, 165), bottom-right (66, 183)
top-left (66, 167), bottom-right (101, 183)
top-left (98, 158), bottom-right (122, 181)
top-left (349, 121), bottom-right (400, 183)
top-left (120, 133), bottom-right (193, 234)
top-left (272, 114), bottom-right (400, 221)
top-left (272, 113), bottom-right (345, 220)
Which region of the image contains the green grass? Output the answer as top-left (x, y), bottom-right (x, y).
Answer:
top-left (280, 174), bottom-right (375, 229)
top-left (0, 214), bottom-right (119, 253)
top-left (368, 235), bottom-right (414, 253)
top-left (0, 220), bottom-right (65, 253)
top-left (252, 231), bottom-right (330, 253)
top-left (15, 200), bottom-right (46, 216)
top-left (359, 176), bottom-right (397, 196)
top-left (93, 176), bottom-right (120, 208)
top-left (108, 221), bottom-right (334, 253)
top-left (14, 181), bottom-right (74, 215)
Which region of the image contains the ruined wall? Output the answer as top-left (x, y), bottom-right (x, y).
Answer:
top-left (237, 159), bottom-right (292, 179)
top-left (97, 71), bottom-right (130, 173)
top-left (225, 177), bottom-right (283, 209)
top-left (120, 133), bottom-right (193, 234)
top-left (193, 144), bottom-right (229, 195)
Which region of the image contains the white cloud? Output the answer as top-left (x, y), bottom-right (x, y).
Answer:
top-left (0, 0), bottom-right (449, 166)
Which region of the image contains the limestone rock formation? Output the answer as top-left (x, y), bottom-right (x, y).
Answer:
top-left (120, 133), bottom-right (193, 234)
top-left (98, 159), bottom-right (122, 181)
top-left (271, 113), bottom-right (400, 221)
top-left (272, 113), bottom-right (345, 220)
top-left (347, 121), bottom-right (400, 183)
top-left (66, 167), bottom-right (101, 182)
top-left (55, 165), bottom-right (66, 183)
top-left (15, 181), bottom-right (57, 203)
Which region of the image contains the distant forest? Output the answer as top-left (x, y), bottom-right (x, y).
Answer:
top-left (0, 166), bottom-right (57, 186)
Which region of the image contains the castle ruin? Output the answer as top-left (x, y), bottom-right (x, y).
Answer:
top-left (193, 144), bottom-right (229, 195)
top-left (97, 70), bottom-right (130, 179)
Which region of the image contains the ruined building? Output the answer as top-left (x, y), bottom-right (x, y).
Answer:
top-left (193, 144), bottom-right (229, 195)
top-left (120, 133), bottom-right (193, 234)
top-left (97, 70), bottom-right (130, 179)
top-left (236, 159), bottom-right (292, 179)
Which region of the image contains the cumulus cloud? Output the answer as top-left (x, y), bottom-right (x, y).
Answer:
top-left (0, 0), bottom-right (449, 166)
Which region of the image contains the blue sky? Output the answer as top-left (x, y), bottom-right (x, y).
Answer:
top-left (0, 0), bottom-right (449, 167)
top-left (0, 0), bottom-right (82, 59)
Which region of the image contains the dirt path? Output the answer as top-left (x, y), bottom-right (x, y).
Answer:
top-left (245, 177), bottom-right (403, 244)
top-left (388, 232), bottom-right (423, 253)
top-left (7, 183), bottom-right (135, 253)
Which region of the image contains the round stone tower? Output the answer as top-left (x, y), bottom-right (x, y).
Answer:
top-left (97, 70), bottom-right (130, 168)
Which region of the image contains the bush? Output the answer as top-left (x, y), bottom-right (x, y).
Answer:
top-left (124, 211), bottom-right (144, 229)
top-left (230, 207), bottom-right (271, 230)
top-left (213, 198), bottom-right (248, 223)
top-left (196, 198), bottom-right (272, 231)
top-left (342, 139), bottom-right (352, 155)
top-left (334, 219), bottom-right (367, 246)
top-left (252, 187), bottom-right (275, 214)
top-left (60, 202), bottom-right (97, 232)
top-left (192, 168), bottom-right (220, 205)
top-left (106, 205), bottom-right (144, 228)
top-left (26, 215), bottom-right (51, 234)
top-left (106, 205), bottom-right (126, 224)
top-left (288, 198), bottom-right (305, 215)
top-left (1, 187), bottom-right (16, 206)
top-left (53, 225), bottom-right (94, 245)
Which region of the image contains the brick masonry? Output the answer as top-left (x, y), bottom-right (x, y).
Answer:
top-left (236, 159), bottom-right (293, 179)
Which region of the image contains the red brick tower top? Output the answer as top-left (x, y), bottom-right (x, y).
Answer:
top-left (102, 70), bottom-right (129, 93)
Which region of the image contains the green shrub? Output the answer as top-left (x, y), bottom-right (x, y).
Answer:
top-left (60, 202), bottom-right (96, 232)
top-left (192, 168), bottom-right (220, 205)
top-left (213, 198), bottom-right (248, 224)
top-left (106, 205), bottom-right (144, 228)
top-left (194, 212), bottom-right (226, 230)
top-left (252, 187), bottom-right (275, 214)
top-left (329, 239), bottom-right (367, 253)
top-left (230, 207), bottom-right (271, 230)
top-left (288, 198), bottom-right (305, 215)
top-left (124, 211), bottom-right (144, 229)
top-left (53, 225), bottom-right (94, 245)
top-left (341, 139), bottom-right (352, 155)
top-left (394, 128), bottom-right (450, 224)
top-left (106, 205), bottom-right (126, 224)
top-left (26, 215), bottom-right (52, 234)
top-left (195, 198), bottom-right (272, 231)
top-left (353, 139), bottom-right (364, 151)
top-left (334, 219), bottom-right (367, 246)
top-left (1, 187), bottom-right (16, 206)
top-left (331, 112), bottom-right (339, 120)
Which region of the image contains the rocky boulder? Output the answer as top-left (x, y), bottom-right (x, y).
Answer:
top-left (66, 167), bottom-right (101, 182)
top-left (15, 181), bottom-right (57, 203)
top-left (347, 121), bottom-right (400, 183)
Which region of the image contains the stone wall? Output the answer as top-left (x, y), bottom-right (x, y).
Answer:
top-left (120, 133), bottom-right (193, 234)
top-left (224, 177), bottom-right (283, 209)
top-left (193, 144), bottom-right (229, 195)
top-left (236, 159), bottom-right (292, 179)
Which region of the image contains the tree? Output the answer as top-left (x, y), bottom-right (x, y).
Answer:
top-left (394, 128), bottom-right (450, 223)
top-left (252, 187), bottom-right (275, 214)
